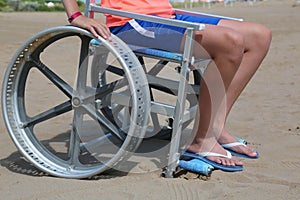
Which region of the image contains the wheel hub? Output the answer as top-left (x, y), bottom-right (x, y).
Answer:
top-left (72, 96), bottom-right (81, 107)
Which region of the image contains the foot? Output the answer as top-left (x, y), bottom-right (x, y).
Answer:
top-left (187, 137), bottom-right (243, 166)
top-left (218, 130), bottom-right (258, 158)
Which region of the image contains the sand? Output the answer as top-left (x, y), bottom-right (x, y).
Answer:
top-left (0, 0), bottom-right (300, 199)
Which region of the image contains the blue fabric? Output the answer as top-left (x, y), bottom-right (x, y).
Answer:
top-left (131, 45), bottom-right (183, 61)
top-left (110, 13), bottom-right (222, 53)
top-left (179, 159), bottom-right (213, 176)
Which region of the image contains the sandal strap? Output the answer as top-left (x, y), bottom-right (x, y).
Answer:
top-left (197, 150), bottom-right (232, 159)
top-left (222, 142), bottom-right (246, 149)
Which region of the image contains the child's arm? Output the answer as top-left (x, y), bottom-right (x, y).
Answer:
top-left (61, 0), bottom-right (111, 40)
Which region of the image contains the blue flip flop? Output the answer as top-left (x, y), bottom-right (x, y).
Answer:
top-left (222, 139), bottom-right (259, 159)
top-left (182, 151), bottom-right (243, 172)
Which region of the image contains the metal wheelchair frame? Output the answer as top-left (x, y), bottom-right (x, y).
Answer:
top-left (2, 0), bottom-right (242, 178)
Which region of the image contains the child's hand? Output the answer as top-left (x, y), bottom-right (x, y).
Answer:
top-left (71, 15), bottom-right (112, 40)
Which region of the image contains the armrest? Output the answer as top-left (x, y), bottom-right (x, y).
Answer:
top-left (174, 9), bottom-right (243, 21)
top-left (89, 4), bottom-right (205, 31)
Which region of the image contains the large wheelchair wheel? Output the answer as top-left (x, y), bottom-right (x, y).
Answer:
top-left (2, 26), bottom-right (150, 178)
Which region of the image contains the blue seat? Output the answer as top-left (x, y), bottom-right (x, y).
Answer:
top-left (90, 39), bottom-right (183, 62)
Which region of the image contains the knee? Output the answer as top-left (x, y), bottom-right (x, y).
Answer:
top-left (251, 24), bottom-right (272, 50)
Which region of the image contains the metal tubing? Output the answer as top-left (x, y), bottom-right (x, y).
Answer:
top-left (174, 8), bottom-right (243, 21)
top-left (89, 5), bottom-right (205, 31)
top-left (165, 28), bottom-right (194, 178)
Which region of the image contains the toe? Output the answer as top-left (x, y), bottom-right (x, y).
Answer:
top-left (245, 146), bottom-right (258, 157)
top-left (234, 158), bottom-right (243, 166)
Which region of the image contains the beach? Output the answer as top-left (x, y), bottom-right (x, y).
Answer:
top-left (0, 0), bottom-right (300, 199)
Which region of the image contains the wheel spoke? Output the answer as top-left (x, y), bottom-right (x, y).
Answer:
top-left (76, 36), bottom-right (90, 91)
top-left (31, 59), bottom-right (74, 98)
top-left (106, 65), bottom-right (124, 76)
top-left (68, 108), bottom-right (83, 166)
top-left (23, 100), bottom-right (72, 128)
top-left (83, 103), bottom-right (126, 141)
top-left (82, 78), bottom-right (128, 105)
top-left (80, 133), bottom-right (114, 151)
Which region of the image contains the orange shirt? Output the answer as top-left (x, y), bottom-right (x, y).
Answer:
top-left (101, 0), bottom-right (175, 27)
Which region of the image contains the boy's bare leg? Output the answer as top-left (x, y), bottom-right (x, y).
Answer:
top-left (185, 24), bottom-right (245, 166)
top-left (216, 20), bottom-right (272, 157)
top-left (187, 21), bottom-right (271, 165)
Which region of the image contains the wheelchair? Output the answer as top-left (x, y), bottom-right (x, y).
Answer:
top-left (2, 0), bottom-right (242, 178)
